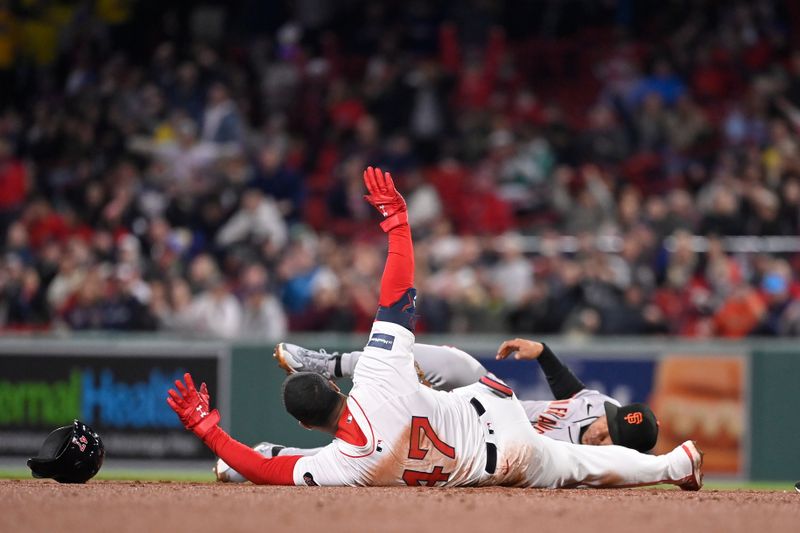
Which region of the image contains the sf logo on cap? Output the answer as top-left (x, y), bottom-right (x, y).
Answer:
top-left (624, 412), bottom-right (643, 425)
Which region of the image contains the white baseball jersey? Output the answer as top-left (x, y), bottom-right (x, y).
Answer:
top-left (287, 321), bottom-right (694, 489)
top-left (520, 390), bottom-right (620, 444)
top-left (291, 321), bottom-right (534, 487)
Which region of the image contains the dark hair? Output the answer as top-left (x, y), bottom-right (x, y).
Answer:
top-left (282, 372), bottom-right (342, 427)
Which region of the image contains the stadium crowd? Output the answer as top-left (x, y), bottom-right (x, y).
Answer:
top-left (2, 0), bottom-right (800, 338)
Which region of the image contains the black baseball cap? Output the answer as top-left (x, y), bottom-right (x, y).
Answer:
top-left (604, 402), bottom-right (659, 452)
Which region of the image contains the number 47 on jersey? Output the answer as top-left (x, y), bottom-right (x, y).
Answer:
top-left (402, 417), bottom-right (455, 487)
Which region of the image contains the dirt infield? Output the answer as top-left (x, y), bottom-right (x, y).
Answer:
top-left (1, 480), bottom-right (797, 533)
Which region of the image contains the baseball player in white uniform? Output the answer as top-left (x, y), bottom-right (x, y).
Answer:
top-left (215, 339), bottom-right (659, 482)
top-left (270, 338), bottom-right (657, 448)
top-left (167, 166), bottom-right (703, 489)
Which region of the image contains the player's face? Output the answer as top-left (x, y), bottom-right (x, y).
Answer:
top-left (581, 416), bottom-right (613, 446)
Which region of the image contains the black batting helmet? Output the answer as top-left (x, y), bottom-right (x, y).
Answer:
top-left (27, 420), bottom-right (105, 483)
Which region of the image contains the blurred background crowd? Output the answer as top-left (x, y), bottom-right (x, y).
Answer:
top-left (2, 0), bottom-right (800, 338)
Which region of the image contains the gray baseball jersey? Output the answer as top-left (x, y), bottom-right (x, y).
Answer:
top-left (520, 390), bottom-right (620, 444)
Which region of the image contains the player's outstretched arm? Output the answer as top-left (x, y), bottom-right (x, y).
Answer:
top-left (363, 166), bottom-right (416, 331)
top-left (167, 373), bottom-right (301, 485)
top-left (496, 338), bottom-right (586, 400)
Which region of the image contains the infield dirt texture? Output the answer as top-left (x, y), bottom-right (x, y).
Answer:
top-left (2, 480), bottom-right (797, 533)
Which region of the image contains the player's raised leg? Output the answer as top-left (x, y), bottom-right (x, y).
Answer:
top-left (273, 343), bottom-right (340, 380)
top-left (274, 342), bottom-right (487, 391)
top-left (397, 343), bottom-right (488, 390)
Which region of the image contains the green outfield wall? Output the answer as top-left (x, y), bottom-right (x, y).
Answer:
top-left (748, 347), bottom-right (800, 480)
top-left (1, 334), bottom-right (797, 480)
top-left (229, 343), bottom-right (330, 449)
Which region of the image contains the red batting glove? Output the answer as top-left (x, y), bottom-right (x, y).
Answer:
top-left (167, 373), bottom-right (220, 439)
top-left (363, 166), bottom-right (408, 232)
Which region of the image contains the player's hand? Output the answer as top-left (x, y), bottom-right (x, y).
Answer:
top-left (496, 338), bottom-right (545, 360)
top-left (363, 166), bottom-right (408, 232)
top-left (167, 373), bottom-right (220, 439)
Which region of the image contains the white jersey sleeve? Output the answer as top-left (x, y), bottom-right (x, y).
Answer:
top-left (352, 320), bottom-right (420, 397)
top-left (521, 390), bottom-right (620, 444)
top-left (292, 443), bottom-right (354, 486)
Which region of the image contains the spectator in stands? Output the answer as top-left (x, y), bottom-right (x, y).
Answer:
top-left (3, 263), bottom-right (48, 328)
top-left (580, 103), bottom-right (628, 164)
top-left (552, 165), bottom-right (614, 233)
top-left (403, 167), bottom-right (443, 232)
top-left (703, 238), bottom-right (764, 338)
top-left (600, 285), bottom-right (660, 335)
top-left (0, 0), bottom-right (798, 339)
top-left (4, 221), bottom-right (32, 264)
top-left (278, 238), bottom-right (338, 318)
top-left (239, 263), bottom-right (287, 340)
top-left (250, 144), bottom-right (306, 222)
top-left (635, 92), bottom-right (670, 151)
top-left (46, 240), bottom-right (89, 315)
top-left (490, 233), bottom-right (534, 306)
top-left (753, 260), bottom-right (797, 336)
top-left (0, 139), bottom-right (26, 241)
top-left (665, 95), bottom-right (711, 153)
top-left (700, 188), bottom-right (745, 236)
top-left (129, 115), bottom-right (227, 190)
top-left (183, 274), bottom-right (242, 338)
top-left (216, 189), bottom-right (288, 250)
top-left (632, 59), bottom-right (686, 108)
top-left (201, 82), bottom-right (244, 145)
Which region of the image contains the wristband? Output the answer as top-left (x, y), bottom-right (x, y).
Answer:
top-left (380, 212), bottom-right (408, 232)
top-left (191, 409), bottom-right (221, 439)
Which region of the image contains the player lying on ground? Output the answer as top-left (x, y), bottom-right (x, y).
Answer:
top-left (167, 166), bottom-right (703, 489)
top-left (275, 338), bottom-right (657, 447)
top-left (216, 338), bottom-right (658, 482)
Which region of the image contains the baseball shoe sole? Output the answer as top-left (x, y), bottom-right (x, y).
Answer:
top-left (677, 440), bottom-right (704, 491)
top-left (273, 343), bottom-right (297, 375)
top-left (273, 342), bottom-right (337, 379)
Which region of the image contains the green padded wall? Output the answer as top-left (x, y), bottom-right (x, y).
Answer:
top-left (228, 341), bottom-right (360, 448)
top-left (229, 344), bottom-right (331, 448)
top-left (749, 348), bottom-right (800, 481)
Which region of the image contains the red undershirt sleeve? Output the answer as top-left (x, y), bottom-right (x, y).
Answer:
top-left (378, 223), bottom-right (414, 307)
top-left (202, 426), bottom-right (300, 485)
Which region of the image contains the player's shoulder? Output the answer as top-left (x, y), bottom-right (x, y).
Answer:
top-left (572, 388), bottom-right (620, 406)
top-left (332, 394), bottom-right (378, 457)
top-left (294, 441), bottom-right (339, 471)
top-left (294, 442), bottom-right (350, 487)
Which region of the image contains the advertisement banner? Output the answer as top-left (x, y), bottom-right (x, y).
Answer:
top-left (480, 352), bottom-right (658, 405)
top-left (0, 349), bottom-right (227, 460)
top-left (649, 354), bottom-right (746, 476)
top-left (480, 350), bottom-right (745, 476)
